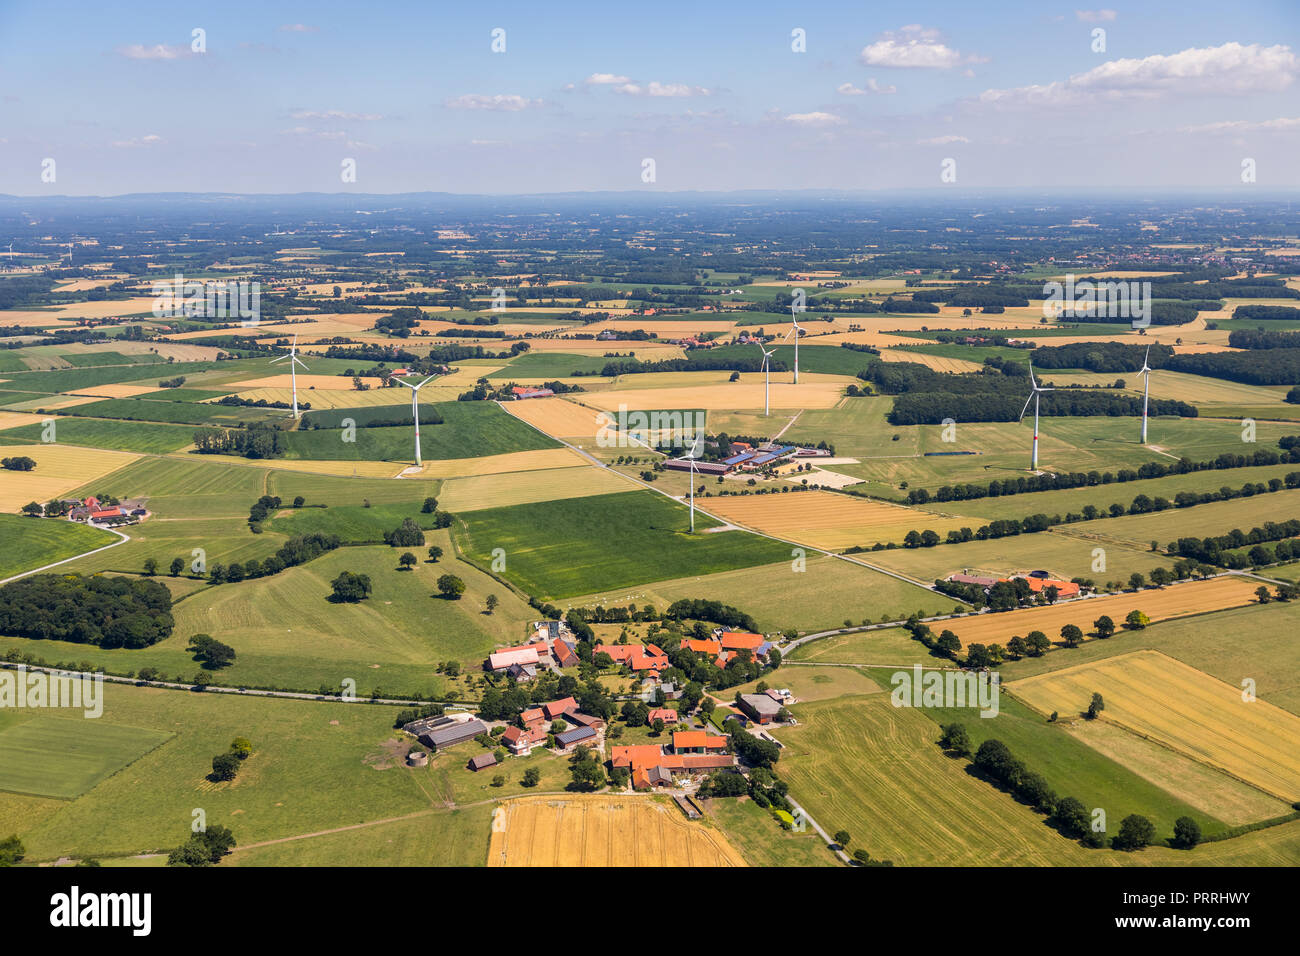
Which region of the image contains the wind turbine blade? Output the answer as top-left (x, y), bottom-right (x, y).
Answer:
top-left (1019, 392), bottom-right (1034, 421)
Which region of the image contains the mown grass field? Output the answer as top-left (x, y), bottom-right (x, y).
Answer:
top-left (705, 795), bottom-right (839, 867)
top-left (788, 625), bottom-right (959, 666)
top-left (0, 514), bottom-right (118, 580)
top-left (0, 417), bottom-right (196, 454)
top-left (269, 502), bottom-right (443, 544)
top-left (454, 490), bottom-right (793, 601)
top-left (1066, 488), bottom-right (1300, 549)
top-left (0, 713), bottom-right (174, 799)
top-left (437, 465), bottom-right (634, 512)
top-left (564, 555), bottom-right (956, 634)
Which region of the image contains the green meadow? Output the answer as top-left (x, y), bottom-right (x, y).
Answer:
top-left (0, 515), bottom-right (118, 580)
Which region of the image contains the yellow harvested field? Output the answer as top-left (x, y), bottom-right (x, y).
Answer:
top-left (0, 443), bottom-right (140, 510)
top-left (224, 374), bottom-right (388, 391)
top-left (699, 489), bottom-right (972, 549)
top-left (583, 381), bottom-right (844, 412)
top-left (524, 340), bottom-right (685, 358)
top-left (69, 383), bottom-right (164, 399)
top-left (944, 576), bottom-right (1261, 649)
top-left (412, 447), bottom-right (590, 479)
top-left (0, 411), bottom-right (46, 431)
top-left (503, 397), bottom-right (607, 440)
top-left (218, 387), bottom-right (464, 410)
top-left (438, 465), bottom-right (634, 511)
top-left (488, 795), bottom-right (746, 867)
top-left (1011, 650), bottom-right (1300, 802)
top-left (878, 349), bottom-right (983, 373)
top-left (795, 330), bottom-right (931, 348)
top-left (584, 319), bottom-right (739, 335)
top-left (170, 453), bottom-right (407, 478)
top-left (1040, 370), bottom-right (1287, 406)
top-left (7, 394), bottom-right (103, 411)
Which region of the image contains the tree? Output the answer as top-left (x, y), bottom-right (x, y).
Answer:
top-left (1128, 572), bottom-right (1145, 590)
top-left (1124, 609), bottom-right (1150, 630)
top-left (399, 551), bottom-right (417, 570)
top-left (143, 557), bottom-right (158, 576)
top-left (1026, 630), bottom-right (1051, 656)
top-left (210, 752), bottom-right (241, 782)
top-left (833, 830), bottom-right (851, 848)
top-left (20, 501), bottom-right (43, 516)
top-left (293, 495), bottom-right (306, 508)
top-left (522, 766), bottom-right (541, 788)
top-left (939, 722), bottom-right (971, 756)
top-left (1007, 635), bottom-right (1028, 659)
top-left (491, 773), bottom-right (505, 788)
top-left (436, 574), bottom-right (466, 600)
top-left (1256, 585), bottom-right (1273, 605)
top-left (0, 834), bottom-right (24, 866)
top-left (230, 737), bottom-right (253, 759)
top-left (485, 593), bottom-right (499, 614)
top-left (1048, 796), bottom-right (1091, 839)
top-left (1086, 692), bottom-right (1104, 719)
top-left (169, 557), bottom-right (185, 577)
top-left (853, 848), bottom-right (872, 865)
top-left (166, 824), bottom-right (235, 867)
top-left (427, 545), bottom-right (443, 562)
top-left (421, 496), bottom-right (439, 514)
top-left (330, 571), bottom-right (372, 603)
top-left (1093, 615), bottom-right (1115, 639)
top-left (1113, 814), bottom-right (1156, 851)
top-left (1150, 566), bottom-right (1172, 587)
top-left (1172, 816), bottom-right (1202, 849)
top-left (188, 633), bottom-right (236, 669)
top-left (1060, 624), bottom-right (1084, 648)
top-left (935, 629), bottom-right (962, 657)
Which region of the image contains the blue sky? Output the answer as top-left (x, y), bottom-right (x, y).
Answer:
top-left (0, 0), bottom-right (1297, 194)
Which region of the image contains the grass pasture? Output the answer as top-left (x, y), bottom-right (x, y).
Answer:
top-left (437, 465), bottom-right (634, 512)
top-left (1010, 650), bottom-right (1300, 803)
top-left (0, 514), bottom-right (119, 580)
top-left (454, 490), bottom-right (793, 601)
top-left (0, 417), bottom-right (195, 454)
top-left (0, 713), bottom-right (173, 799)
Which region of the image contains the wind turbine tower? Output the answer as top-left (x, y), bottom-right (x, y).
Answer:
top-left (755, 341), bottom-right (776, 416)
top-left (269, 334), bottom-right (310, 419)
top-left (785, 310), bottom-right (802, 384)
top-left (396, 374), bottom-right (437, 467)
top-left (1019, 362), bottom-right (1055, 472)
top-left (1139, 344), bottom-right (1153, 444)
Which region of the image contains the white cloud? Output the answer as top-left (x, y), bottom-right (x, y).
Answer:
top-left (785, 111), bottom-right (844, 126)
top-left (613, 81), bottom-right (712, 97)
top-left (290, 110), bottom-right (385, 122)
top-left (584, 73), bottom-right (632, 86)
top-left (112, 134), bottom-right (164, 148)
top-left (443, 94), bottom-right (543, 111)
top-left (1075, 9), bottom-right (1118, 22)
top-left (860, 25), bottom-right (980, 70)
top-left (117, 44), bottom-right (190, 60)
top-left (279, 24), bottom-right (319, 33)
top-left (918, 134), bottom-right (969, 144)
top-left (1180, 116), bottom-right (1300, 133)
top-left (838, 78), bottom-right (897, 95)
top-left (978, 42), bottom-right (1298, 109)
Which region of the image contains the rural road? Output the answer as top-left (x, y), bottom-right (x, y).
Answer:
top-left (0, 525), bottom-right (131, 585)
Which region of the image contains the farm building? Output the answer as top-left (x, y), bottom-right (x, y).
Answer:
top-left (552, 640), bottom-right (579, 668)
top-left (663, 458), bottom-right (731, 477)
top-left (511, 386), bottom-right (554, 400)
top-left (594, 643), bottom-right (670, 673)
top-left (555, 726), bottom-right (598, 752)
top-left (468, 753), bottom-right (499, 772)
top-left (737, 693), bottom-right (783, 725)
top-left (611, 744), bottom-right (736, 789)
top-left (684, 638), bottom-right (722, 656)
top-left (544, 697), bottom-right (578, 720)
top-left (506, 662), bottom-right (537, 682)
top-left (405, 715), bottom-right (489, 751)
top-left (648, 708), bottom-right (678, 725)
top-left (672, 731), bottom-right (728, 754)
top-left (486, 646), bottom-right (541, 672)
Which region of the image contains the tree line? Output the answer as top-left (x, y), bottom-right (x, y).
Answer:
top-left (0, 574), bottom-right (173, 648)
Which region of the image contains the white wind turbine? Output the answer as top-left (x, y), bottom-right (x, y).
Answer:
top-left (1019, 361), bottom-right (1054, 472)
top-left (755, 340), bottom-right (776, 416)
top-left (684, 432), bottom-right (704, 533)
top-left (784, 309), bottom-right (802, 384)
top-left (269, 334), bottom-right (310, 419)
top-left (396, 374), bottom-right (437, 467)
top-left (1138, 344), bottom-right (1153, 444)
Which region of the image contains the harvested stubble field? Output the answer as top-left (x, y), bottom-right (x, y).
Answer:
top-left (0, 443), bottom-right (140, 510)
top-left (413, 447), bottom-right (588, 479)
top-left (942, 576), bottom-right (1260, 649)
top-left (582, 381), bottom-right (844, 412)
top-left (1010, 650), bottom-right (1300, 802)
top-left (487, 795), bottom-right (746, 867)
top-left (502, 396), bottom-right (607, 441)
top-left (698, 489), bottom-right (974, 549)
top-left (437, 465), bottom-right (633, 512)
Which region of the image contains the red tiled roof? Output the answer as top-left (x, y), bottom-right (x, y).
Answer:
top-left (544, 697), bottom-right (577, 719)
top-left (720, 631), bottom-right (764, 650)
top-left (672, 731), bottom-right (727, 752)
top-left (685, 638), bottom-right (722, 655)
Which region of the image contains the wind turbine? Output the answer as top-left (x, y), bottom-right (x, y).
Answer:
top-left (784, 310), bottom-right (802, 384)
top-left (1138, 344), bottom-right (1153, 444)
top-left (269, 334), bottom-right (310, 419)
top-left (755, 341), bottom-right (776, 416)
top-left (1019, 362), bottom-right (1054, 472)
top-left (683, 431), bottom-right (704, 533)
top-left (396, 374), bottom-right (436, 467)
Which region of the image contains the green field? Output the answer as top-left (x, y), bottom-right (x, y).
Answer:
top-left (281, 401), bottom-right (559, 461)
top-left (454, 490), bottom-right (794, 601)
top-left (706, 795), bottom-right (838, 867)
top-left (787, 625), bottom-right (955, 666)
top-left (563, 554), bottom-right (957, 633)
top-left (1065, 488), bottom-right (1300, 550)
top-left (0, 515), bottom-right (118, 580)
top-left (0, 713), bottom-right (173, 799)
top-left (270, 503), bottom-right (442, 544)
top-left (0, 417), bottom-right (196, 453)
top-left (486, 352), bottom-right (612, 378)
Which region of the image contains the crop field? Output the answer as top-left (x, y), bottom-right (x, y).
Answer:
top-left (0, 443), bottom-right (140, 510)
top-left (0, 417), bottom-right (195, 454)
top-left (1066, 488), bottom-right (1300, 549)
top-left (913, 462), bottom-right (1300, 523)
top-left (0, 514), bottom-right (118, 580)
top-left (502, 396), bottom-right (608, 441)
top-left (1010, 650), bottom-right (1300, 802)
top-left (941, 576), bottom-right (1260, 650)
top-left (0, 713), bottom-right (173, 799)
top-left (698, 490), bottom-right (976, 550)
top-left (487, 795), bottom-right (747, 867)
top-left (773, 696), bottom-right (1100, 866)
top-left (862, 528), bottom-right (1173, 585)
top-left (455, 490), bottom-right (793, 600)
top-left (582, 381), bottom-right (845, 412)
top-left (1040, 370), bottom-right (1292, 408)
top-left (54, 397), bottom-right (282, 425)
top-left (565, 554), bottom-right (955, 633)
top-left (437, 465), bottom-right (633, 512)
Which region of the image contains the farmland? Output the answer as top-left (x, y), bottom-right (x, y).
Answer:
top-left (0, 443), bottom-right (140, 510)
top-left (1010, 650), bottom-right (1300, 802)
top-left (0, 713), bottom-right (173, 799)
top-left (0, 417), bottom-right (195, 454)
top-left (487, 794), bottom-right (747, 867)
top-left (0, 514), bottom-right (118, 580)
top-left (454, 490), bottom-right (793, 600)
